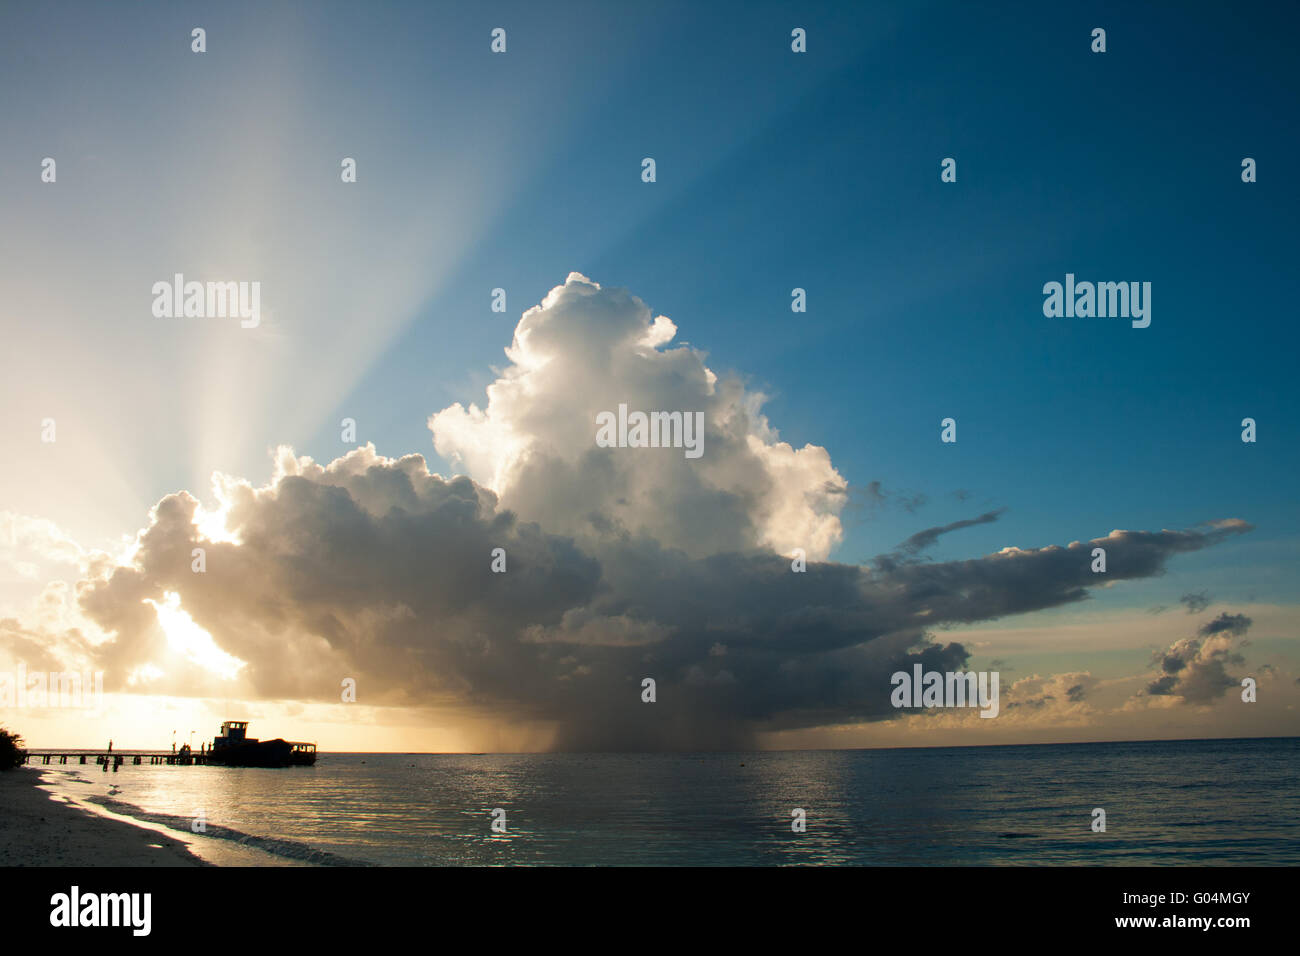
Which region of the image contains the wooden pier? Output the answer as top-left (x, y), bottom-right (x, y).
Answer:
top-left (24, 749), bottom-right (214, 770)
top-left (24, 722), bottom-right (317, 770)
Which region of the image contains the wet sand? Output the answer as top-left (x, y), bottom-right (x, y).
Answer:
top-left (0, 767), bottom-right (207, 866)
top-left (1, 768), bottom-right (310, 866)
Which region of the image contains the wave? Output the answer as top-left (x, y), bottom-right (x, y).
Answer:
top-left (85, 794), bottom-right (377, 867)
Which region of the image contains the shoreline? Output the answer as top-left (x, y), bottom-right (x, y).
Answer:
top-left (1, 767), bottom-right (207, 866)
top-left (0, 769), bottom-right (308, 867)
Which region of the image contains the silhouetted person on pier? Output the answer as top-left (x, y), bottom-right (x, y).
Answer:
top-left (107, 739), bottom-right (112, 753)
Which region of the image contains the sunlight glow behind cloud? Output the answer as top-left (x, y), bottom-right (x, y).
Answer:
top-left (144, 591), bottom-right (245, 681)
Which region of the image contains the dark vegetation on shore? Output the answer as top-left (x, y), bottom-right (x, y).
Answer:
top-left (0, 727), bottom-right (27, 771)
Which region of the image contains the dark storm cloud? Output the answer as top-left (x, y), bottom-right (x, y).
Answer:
top-left (58, 445), bottom-right (1255, 750)
top-left (9, 279), bottom-right (1263, 750)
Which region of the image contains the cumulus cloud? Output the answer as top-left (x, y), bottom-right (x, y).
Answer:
top-left (429, 273), bottom-right (847, 561)
top-left (1146, 612), bottom-right (1251, 704)
top-left (0, 513), bottom-right (86, 567)
top-left (1002, 671), bottom-right (1100, 719)
top-left (0, 512), bottom-right (99, 584)
top-left (3, 276), bottom-right (1260, 750)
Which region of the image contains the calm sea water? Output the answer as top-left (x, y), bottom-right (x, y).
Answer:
top-left (39, 737), bottom-right (1300, 866)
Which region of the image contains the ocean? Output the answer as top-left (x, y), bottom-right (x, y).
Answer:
top-left (36, 737), bottom-right (1300, 866)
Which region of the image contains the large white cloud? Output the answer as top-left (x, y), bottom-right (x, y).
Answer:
top-left (429, 273), bottom-right (847, 560)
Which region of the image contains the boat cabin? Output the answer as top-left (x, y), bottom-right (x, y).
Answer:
top-left (213, 720), bottom-right (259, 750)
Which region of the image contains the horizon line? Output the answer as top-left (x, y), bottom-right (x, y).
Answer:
top-left (20, 732), bottom-right (1299, 757)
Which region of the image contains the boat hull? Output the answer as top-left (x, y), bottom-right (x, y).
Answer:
top-left (206, 738), bottom-right (316, 768)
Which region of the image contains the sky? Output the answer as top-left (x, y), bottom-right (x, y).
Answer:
top-left (1, 1), bottom-right (1297, 751)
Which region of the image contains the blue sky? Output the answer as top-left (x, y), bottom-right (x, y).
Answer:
top-left (291, 1), bottom-right (1299, 598)
top-left (4, 2), bottom-right (1295, 577)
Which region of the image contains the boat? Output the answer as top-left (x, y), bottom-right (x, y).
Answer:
top-left (205, 720), bottom-right (317, 768)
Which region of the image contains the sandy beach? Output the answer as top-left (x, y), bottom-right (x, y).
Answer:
top-left (1, 767), bottom-right (316, 866)
top-left (0, 768), bottom-right (207, 866)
